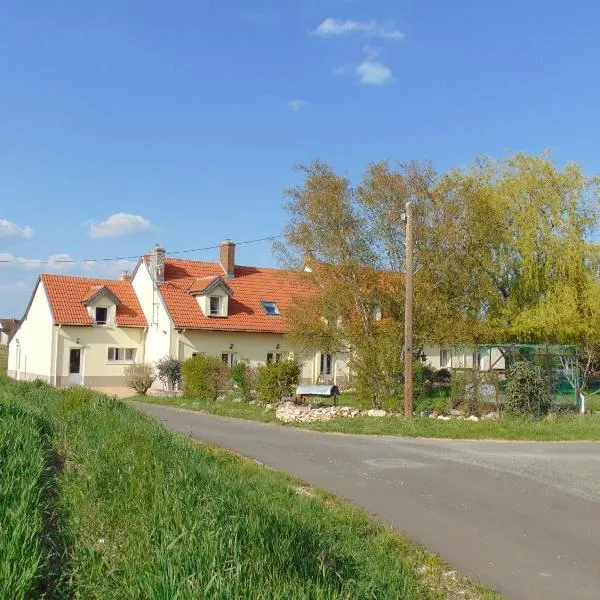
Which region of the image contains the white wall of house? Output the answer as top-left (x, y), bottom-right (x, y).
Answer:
top-left (0, 331), bottom-right (8, 345)
top-left (131, 261), bottom-right (173, 367)
top-left (178, 329), bottom-right (288, 365)
top-left (54, 325), bottom-right (145, 388)
top-left (7, 282), bottom-right (53, 381)
top-left (422, 346), bottom-right (505, 371)
top-left (299, 351), bottom-right (351, 386)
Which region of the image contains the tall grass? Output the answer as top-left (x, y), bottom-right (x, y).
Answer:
top-left (1, 378), bottom-right (442, 599)
top-left (0, 400), bottom-right (51, 598)
top-left (0, 346), bottom-right (8, 375)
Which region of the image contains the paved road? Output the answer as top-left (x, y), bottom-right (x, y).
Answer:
top-left (132, 402), bottom-right (600, 600)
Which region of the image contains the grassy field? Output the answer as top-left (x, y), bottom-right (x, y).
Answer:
top-left (134, 393), bottom-right (600, 441)
top-left (0, 345), bottom-right (7, 374)
top-left (0, 377), bottom-right (497, 599)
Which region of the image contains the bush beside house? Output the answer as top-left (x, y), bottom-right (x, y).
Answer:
top-left (257, 360), bottom-right (301, 404)
top-left (124, 363), bottom-right (155, 395)
top-left (182, 355), bottom-right (230, 400)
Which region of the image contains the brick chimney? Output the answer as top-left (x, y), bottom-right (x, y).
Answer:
top-left (120, 270), bottom-right (133, 282)
top-left (220, 240), bottom-right (235, 279)
top-left (150, 245), bottom-right (166, 283)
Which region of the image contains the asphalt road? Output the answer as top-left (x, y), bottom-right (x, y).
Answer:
top-left (132, 402), bottom-right (600, 600)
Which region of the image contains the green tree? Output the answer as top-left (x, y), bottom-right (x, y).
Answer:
top-left (279, 153), bottom-right (600, 402)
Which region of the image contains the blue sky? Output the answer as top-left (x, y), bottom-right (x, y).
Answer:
top-left (1, 0), bottom-right (600, 315)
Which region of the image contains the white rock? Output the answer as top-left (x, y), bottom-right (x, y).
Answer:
top-left (466, 415), bottom-right (480, 422)
top-left (367, 409), bottom-right (388, 417)
top-left (482, 411), bottom-right (500, 421)
top-left (437, 415), bottom-right (452, 421)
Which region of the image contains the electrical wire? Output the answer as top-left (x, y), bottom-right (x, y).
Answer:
top-left (0, 234), bottom-right (285, 265)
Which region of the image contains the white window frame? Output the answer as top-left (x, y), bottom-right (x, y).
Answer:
top-left (221, 352), bottom-right (236, 367)
top-left (320, 353), bottom-right (332, 376)
top-left (266, 352), bottom-right (284, 364)
top-left (95, 306), bottom-right (109, 325)
top-left (440, 348), bottom-right (450, 368)
top-left (209, 296), bottom-right (222, 316)
top-left (107, 347), bottom-right (136, 362)
top-left (261, 301), bottom-right (280, 316)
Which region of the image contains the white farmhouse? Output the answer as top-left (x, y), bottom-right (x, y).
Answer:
top-left (7, 241), bottom-right (347, 393)
top-left (8, 240), bottom-right (500, 394)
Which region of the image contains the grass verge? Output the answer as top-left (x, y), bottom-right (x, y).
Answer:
top-left (0, 399), bottom-right (53, 598)
top-left (133, 394), bottom-right (600, 441)
top-left (0, 377), bottom-right (498, 599)
top-left (0, 346), bottom-right (7, 375)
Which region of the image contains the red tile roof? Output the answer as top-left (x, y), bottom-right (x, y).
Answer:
top-left (160, 259), bottom-right (316, 332)
top-left (42, 274), bottom-right (147, 327)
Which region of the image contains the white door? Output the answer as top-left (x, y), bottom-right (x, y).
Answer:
top-left (68, 348), bottom-right (83, 385)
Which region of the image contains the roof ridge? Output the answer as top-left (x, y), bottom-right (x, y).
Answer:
top-left (41, 273), bottom-right (131, 284)
top-left (164, 257), bottom-right (295, 273)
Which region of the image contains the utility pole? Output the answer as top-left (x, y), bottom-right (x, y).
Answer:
top-left (404, 201), bottom-right (414, 419)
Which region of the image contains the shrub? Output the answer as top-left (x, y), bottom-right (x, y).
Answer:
top-left (506, 361), bottom-right (552, 418)
top-left (434, 368), bottom-right (452, 383)
top-left (257, 360), bottom-right (300, 404)
top-left (231, 361), bottom-right (258, 401)
top-left (181, 355), bottom-right (230, 400)
top-left (124, 363), bottom-right (155, 395)
top-left (155, 356), bottom-right (181, 392)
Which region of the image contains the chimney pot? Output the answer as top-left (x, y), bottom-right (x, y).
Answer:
top-left (150, 245), bottom-right (166, 283)
top-left (220, 240), bottom-right (235, 279)
top-left (120, 270), bottom-right (133, 282)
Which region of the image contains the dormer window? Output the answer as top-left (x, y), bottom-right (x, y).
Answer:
top-left (261, 301), bottom-right (280, 316)
top-left (209, 296), bottom-right (222, 316)
top-left (95, 306), bottom-right (108, 325)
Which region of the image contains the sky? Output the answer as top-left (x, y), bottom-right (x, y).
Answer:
top-left (1, 0), bottom-right (600, 316)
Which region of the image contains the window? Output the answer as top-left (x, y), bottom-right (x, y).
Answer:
top-left (440, 349), bottom-right (450, 368)
top-left (472, 352), bottom-right (482, 370)
top-left (221, 352), bottom-right (236, 367)
top-left (107, 347), bottom-right (136, 362)
top-left (209, 296), bottom-right (222, 316)
top-left (95, 306), bottom-right (108, 325)
top-left (320, 353), bottom-right (332, 376)
top-left (266, 352), bottom-right (284, 363)
top-left (261, 301), bottom-right (280, 315)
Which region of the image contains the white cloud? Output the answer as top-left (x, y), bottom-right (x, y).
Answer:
top-left (313, 17), bottom-right (405, 41)
top-left (333, 66), bottom-right (347, 75)
top-left (88, 213), bottom-right (153, 239)
top-left (288, 99), bottom-right (308, 111)
top-left (0, 219), bottom-right (33, 240)
top-left (355, 60), bottom-right (393, 85)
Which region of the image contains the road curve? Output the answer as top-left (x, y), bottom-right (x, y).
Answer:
top-left (132, 402), bottom-right (600, 600)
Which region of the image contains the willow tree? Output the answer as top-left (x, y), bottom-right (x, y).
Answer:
top-left (279, 153), bottom-right (600, 403)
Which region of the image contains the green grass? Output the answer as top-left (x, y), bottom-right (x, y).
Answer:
top-left (0, 346), bottom-right (7, 375)
top-left (133, 393), bottom-right (600, 441)
top-left (0, 399), bottom-right (53, 598)
top-left (0, 377), bottom-right (497, 599)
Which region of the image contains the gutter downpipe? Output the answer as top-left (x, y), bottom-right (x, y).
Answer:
top-left (141, 326), bottom-right (148, 363)
top-left (53, 324), bottom-right (62, 386)
top-left (178, 329), bottom-right (186, 361)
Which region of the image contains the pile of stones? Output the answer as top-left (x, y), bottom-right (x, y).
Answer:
top-left (420, 409), bottom-right (500, 421)
top-left (271, 401), bottom-right (387, 423)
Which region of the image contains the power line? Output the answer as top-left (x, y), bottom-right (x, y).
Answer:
top-left (0, 234), bottom-right (285, 265)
